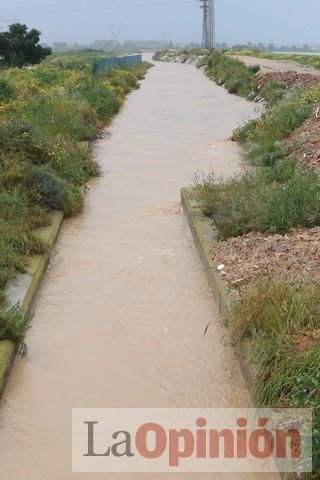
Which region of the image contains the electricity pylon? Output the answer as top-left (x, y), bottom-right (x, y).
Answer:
top-left (199, 0), bottom-right (215, 49)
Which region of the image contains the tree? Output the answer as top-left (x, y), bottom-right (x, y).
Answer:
top-left (0, 23), bottom-right (51, 67)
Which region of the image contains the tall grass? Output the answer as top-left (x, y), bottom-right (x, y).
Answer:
top-left (206, 51), bottom-right (259, 97)
top-left (234, 88), bottom-right (313, 147)
top-left (228, 277), bottom-right (320, 477)
top-left (194, 165), bottom-right (320, 238)
top-left (229, 277), bottom-right (320, 340)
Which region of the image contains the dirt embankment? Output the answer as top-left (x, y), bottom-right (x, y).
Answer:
top-left (253, 70), bottom-right (320, 173)
top-left (212, 228), bottom-right (320, 297)
top-left (249, 64), bottom-right (320, 174)
top-left (255, 70), bottom-right (320, 91)
top-left (285, 111), bottom-right (320, 172)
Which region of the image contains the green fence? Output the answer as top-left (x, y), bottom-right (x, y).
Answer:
top-left (93, 54), bottom-right (142, 73)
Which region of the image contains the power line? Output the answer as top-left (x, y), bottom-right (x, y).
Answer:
top-left (0, 0), bottom-right (195, 17)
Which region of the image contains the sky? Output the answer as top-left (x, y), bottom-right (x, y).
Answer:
top-left (0, 0), bottom-right (319, 46)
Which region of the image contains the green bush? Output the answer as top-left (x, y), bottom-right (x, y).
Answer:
top-left (27, 167), bottom-right (83, 216)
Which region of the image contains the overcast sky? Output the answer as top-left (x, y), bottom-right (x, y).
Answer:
top-left (0, 0), bottom-right (319, 46)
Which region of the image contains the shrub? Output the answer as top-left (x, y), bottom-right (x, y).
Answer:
top-left (27, 167), bottom-right (83, 216)
top-left (0, 304), bottom-right (25, 342)
top-left (0, 120), bottom-right (54, 164)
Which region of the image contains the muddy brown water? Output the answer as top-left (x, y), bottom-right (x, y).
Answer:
top-left (0, 56), bottom-right (277, 479)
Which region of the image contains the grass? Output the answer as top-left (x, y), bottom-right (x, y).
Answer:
top-left (206, 50), bottom-right (259, 97)
top-left (233, 84), bottom-right (320, 173)
top-left (0, 54), bottom-right (151, 342)
top-left (255, 80), bottom-right (289, 105)
top-left (228, 277), bottom-right (320, 477)
top-left (234, 86), bottom-right (316, 144)
top-left (0, 304), bottom-right (25, 343)
top-left (194, 164), bottom-right (320, 238)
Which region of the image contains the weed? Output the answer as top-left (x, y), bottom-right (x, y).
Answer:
top-left (257, 81), bottom-right (288, 105)
top-left (228, 277), bottom-right (320, 476)
top-left (194, 167), bottom-right (320, 238)
top-left (229, 277), bottom-right (320, 340)
top-left (234, 88), bottom-right (312, 152)
top-left (0, 303), bottom-right (25, 343)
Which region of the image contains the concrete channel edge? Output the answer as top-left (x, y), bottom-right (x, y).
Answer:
top-left (0, 211), bottom-right (64, 399)
top-left (181, 187), bottom-right (295, 480)
top-left (180, 187), bottom-right (254, 385)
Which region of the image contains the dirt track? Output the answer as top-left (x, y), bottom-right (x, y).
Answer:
top-left (231, 54), bottom-right (320, 75)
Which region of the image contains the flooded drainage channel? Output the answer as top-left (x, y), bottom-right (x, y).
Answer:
top-left (0, 57), bottom-right (274, 479)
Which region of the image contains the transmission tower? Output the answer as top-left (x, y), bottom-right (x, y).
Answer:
top-left (199, 0), bottom-right (215, 49)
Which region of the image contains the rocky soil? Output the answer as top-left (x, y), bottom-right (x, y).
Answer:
top-left (212, 228), bottom-right (320, 296)
top-left (285, 110), bottom-right (320, 173)
top-left (155, 50), bottom-right (208, 68)
top-left (255, 70), bottom-right (320, 92)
